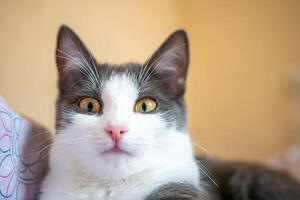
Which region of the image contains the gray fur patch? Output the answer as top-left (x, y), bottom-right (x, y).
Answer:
top-left (197, 156), bottom-right (300, 200)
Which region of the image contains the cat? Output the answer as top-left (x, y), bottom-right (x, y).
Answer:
top-left (40, 26), bottom-right (300, 200)
top-left (40, 26), bottom-right (206, 200)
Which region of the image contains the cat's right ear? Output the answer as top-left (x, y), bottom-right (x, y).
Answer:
top-left (56, 25), bottom-right (97, 93)
top-left (144, 30), bottom-right (189, 98)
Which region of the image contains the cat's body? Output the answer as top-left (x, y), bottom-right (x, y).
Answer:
top-left (41, 26), bottom-right (300, 200)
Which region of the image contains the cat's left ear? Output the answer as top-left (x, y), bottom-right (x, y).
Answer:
top-left (145, 30), bottom-right (189, 97)
top-left (56, 25), bottom-right (98, 93)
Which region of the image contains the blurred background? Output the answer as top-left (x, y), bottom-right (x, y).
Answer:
top-left (1, 0), bottom-right (300, 162)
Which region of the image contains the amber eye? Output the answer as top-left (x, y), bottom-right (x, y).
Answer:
top-left (78, 97), bottom-right (101, 113)
top-left (134, 98), bottom-right (157, 113)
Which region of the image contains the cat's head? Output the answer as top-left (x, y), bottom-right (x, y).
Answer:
top-left (54, 26), bottom-right (193, 179)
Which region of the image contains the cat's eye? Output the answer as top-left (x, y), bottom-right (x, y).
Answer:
top-left (134, 98), bottom-right (157, 113)
top-left (78, 97), bottom-right (101, 113)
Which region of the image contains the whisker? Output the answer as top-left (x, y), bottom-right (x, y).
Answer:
top-left (196, 160), bottom-right (218, 187)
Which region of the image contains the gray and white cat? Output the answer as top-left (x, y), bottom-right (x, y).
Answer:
top-left (40, 26), bottom-right (205, 200)
top-left (41, 26), bottom-right (300, 200)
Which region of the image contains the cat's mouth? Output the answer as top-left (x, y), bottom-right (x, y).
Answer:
top-left (102, 145), bottom-right (131, 156)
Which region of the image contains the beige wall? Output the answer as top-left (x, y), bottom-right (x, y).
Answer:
top-left (1, 0), bottom-right (300, 161)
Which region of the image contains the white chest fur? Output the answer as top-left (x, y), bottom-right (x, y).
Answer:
top-left (41, 162), bottom-right (200, 200)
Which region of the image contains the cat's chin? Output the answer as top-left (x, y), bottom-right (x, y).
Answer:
top-left (90, 155), bottom-right (148, 181)
top-left (84, 148), bottom-right (153, 180)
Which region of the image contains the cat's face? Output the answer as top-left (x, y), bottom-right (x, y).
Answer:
top-left (54, 26), bottom-right (192, 179)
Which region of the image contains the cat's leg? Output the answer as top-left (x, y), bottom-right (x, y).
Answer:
top-left (144, 183), bottom-right (213, 200)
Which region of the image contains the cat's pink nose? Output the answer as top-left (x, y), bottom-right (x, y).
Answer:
top-left (105, 125), bottom-right (128, 142)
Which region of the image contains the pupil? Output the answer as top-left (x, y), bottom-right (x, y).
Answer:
top-left (141, 103), bottom-right (147, 112)
top-left (87, 102), bottom-right (93, 112)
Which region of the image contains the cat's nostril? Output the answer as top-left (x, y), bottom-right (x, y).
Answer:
top-left (105, 125), bottom-right (128, 142)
